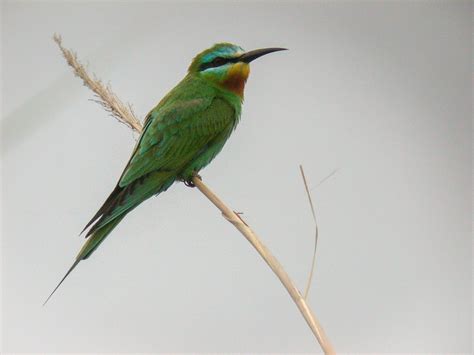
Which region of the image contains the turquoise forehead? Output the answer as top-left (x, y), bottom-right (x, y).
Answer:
top-left (202, 44), bottom-right (245, 62)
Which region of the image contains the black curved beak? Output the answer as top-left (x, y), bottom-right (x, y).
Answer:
top-left (239, 47), bottom-right (287, 63)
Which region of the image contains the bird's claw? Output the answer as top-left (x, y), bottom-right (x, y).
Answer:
top-left (184, 179), bottom-right (195, 188)
top-left (183, 171), bottom-right (201, 188)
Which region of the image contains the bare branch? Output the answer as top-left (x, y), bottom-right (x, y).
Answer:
top-left (193, 178), bottom-right (334, 353)
top-left (53, 35), bottom-right (335, 354)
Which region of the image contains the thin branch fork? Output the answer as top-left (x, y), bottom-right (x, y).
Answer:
top-left (53, 34), bottom-right (335, 354)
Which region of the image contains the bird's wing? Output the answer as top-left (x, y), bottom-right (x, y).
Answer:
top-left (82, 96), bottom-right (235, 235)
top-left (118, 96), bottom-right (233, 186)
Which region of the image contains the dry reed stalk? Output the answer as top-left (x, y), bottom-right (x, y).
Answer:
top-left (53, 34), bottom-right (335, 354)
top-left (53, 34), bottom-right (142, 133)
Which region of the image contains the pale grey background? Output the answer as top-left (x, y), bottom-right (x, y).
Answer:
top-left (1, 0), bottom-right (472, 353)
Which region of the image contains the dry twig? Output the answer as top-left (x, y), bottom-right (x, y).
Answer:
top-left (53, 35), bottom-right (335, 354)
top-left (300, 165), bottom-right (319, 300)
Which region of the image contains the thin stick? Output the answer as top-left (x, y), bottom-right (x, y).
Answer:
top-left (299, 165), bottom-right (319, 300)
top-left (53, 35), bottom-right (335, 354)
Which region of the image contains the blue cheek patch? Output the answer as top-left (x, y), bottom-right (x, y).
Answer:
top-left (202, 64), bottom-right (231, 80)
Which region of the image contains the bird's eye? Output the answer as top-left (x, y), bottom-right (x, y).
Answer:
top-left (199, 57), bottom-right (231, 71)
top-left (211, 57), bottom-right (226, 67)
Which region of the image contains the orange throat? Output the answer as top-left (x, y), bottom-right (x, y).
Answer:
top-left (221, 62), bottom-right (250, 97)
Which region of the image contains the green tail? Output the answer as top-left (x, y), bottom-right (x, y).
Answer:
top-left (43, 216), bottom-right (124, 306)
top-left (43, 172), bottom-right (176, 306)
top-left (78, 215), bottom-right (125, 260)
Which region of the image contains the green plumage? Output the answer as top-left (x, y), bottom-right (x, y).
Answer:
top-left (81, 77), bottom-right (241, 242)
top-left (44, 43), bottom-right (286, 305)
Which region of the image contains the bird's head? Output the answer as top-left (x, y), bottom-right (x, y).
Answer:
top-left (188, 43), bottom-right (286, 98)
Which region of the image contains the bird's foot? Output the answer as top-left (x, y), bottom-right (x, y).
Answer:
top-left (183, 171), bottom-right (201, 188)
top-left (184, 179), bottom-right (195, 188)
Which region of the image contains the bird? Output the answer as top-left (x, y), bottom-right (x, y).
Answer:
top-left (43, 43), bottom-right (286, 305)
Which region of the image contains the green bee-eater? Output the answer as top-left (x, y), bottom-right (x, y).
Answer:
top-left (44, 43), bottom-right (286, 305)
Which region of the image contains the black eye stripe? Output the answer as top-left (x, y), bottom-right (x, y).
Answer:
top-left (212, 57), bottom-right (225, 66)
top-left (199, 56), bottom-right (239, 71)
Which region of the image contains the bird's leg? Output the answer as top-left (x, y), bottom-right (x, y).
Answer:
top-left (183, 171), bottom-right (201, 188)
